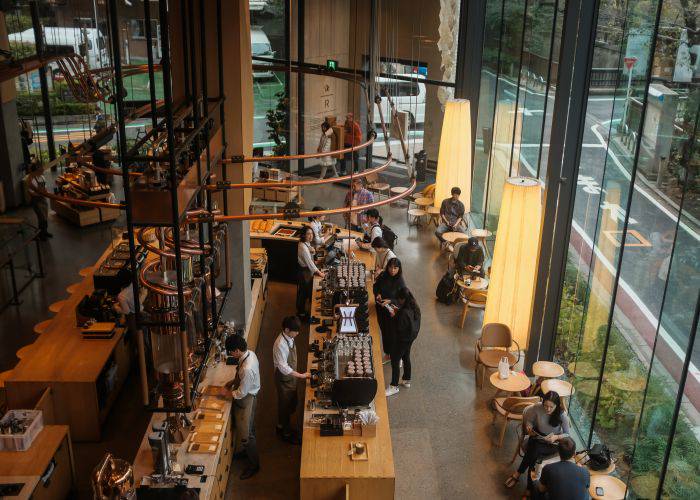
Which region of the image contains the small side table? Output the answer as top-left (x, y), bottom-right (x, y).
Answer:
top-left (470, 228), bottom-right (492, 248)
top-left (490, 371), bottom-right (531, 403)
top-left (532, 361), bottom-right (564, 379)
top-left (589, 475), bottom-right (626, 500)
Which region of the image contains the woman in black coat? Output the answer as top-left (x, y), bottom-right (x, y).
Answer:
top-left (385, 286), bottom-right (420, 397)
top-left (373, 257), bottom-right (406, 362)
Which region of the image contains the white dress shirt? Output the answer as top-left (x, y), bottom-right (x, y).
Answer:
top-left (273, 332), bottom-right (296, 376)
top-left (309, 219), bottom-right (324, 247)
top-left (232, 350), bottom-right (261, 399)
top-left (297, 241), bottom-right (319, 274)
top-left (117, 286), bottom-right (135, 314)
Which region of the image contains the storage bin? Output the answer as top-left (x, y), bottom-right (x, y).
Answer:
top-left (0, 409), bottom-right (44, 451)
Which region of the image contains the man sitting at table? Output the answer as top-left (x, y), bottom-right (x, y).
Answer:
top-left (435, 186), bottom-right (467, 245)
top-left (454, 237), bottom-right (485, 278)
top-left (533, 437), bottom-right (590, 500)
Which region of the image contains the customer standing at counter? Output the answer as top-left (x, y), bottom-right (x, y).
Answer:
top-left (385, 287), bottom-right (421, 397)
top-left (371, 237), bottom-right (396, 275)
top-left (344, 178), bottom-right (374, 231)
top-left (297, 226), bottom-right (325, 320)
top-left (223, 335), bottom-right (261, 480)
top-left (358, 208), bottom-right (382, 250)
top-left (273, 316), bottom-right (310, 444)
top-left (373, 257), bottom-right (406, 364)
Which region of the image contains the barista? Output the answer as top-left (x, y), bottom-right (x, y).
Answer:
top-left (273, 316), bottom-right (310, 444)
top-left (357, 208), bottom-right (382, 250)
top-left (113, 281), bottom-right (148, 331)
top-left (297, 226), bottom-right (325, 320)
top-left (223, 335), bottom-right (261, 480)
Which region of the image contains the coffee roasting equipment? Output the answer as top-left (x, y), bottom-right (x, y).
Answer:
top-left (92, 453), bottom-right (136, 499)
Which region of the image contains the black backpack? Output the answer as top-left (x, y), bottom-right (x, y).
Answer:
top-left (586, 444), bottom-right (612, 471)
top-left (436, 271), bottom-right (458, 304)
top-left (380, 224), bottom-right (398, 250)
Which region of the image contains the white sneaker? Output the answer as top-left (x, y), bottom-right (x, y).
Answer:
top-left (399, 380), bottom-right (411, 388)
top-left (399, 359), bottom-right (403, 368)
top-left (385, 385), bottom-right (400, 397)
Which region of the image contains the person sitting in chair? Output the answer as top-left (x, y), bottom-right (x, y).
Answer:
top-left (435, 187), bottom-right (467, 244)
top-left (455, 237), bottom-right (485, 278)
top-left (533, 437), bottom-right (590, 500)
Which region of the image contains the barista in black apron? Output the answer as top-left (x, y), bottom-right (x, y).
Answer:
top-left (297, 227), bottom-right (324, 319)
top-left (273, 316), bottom-right (310, 443)
top-left (224, 335), bottom-right (260, 480)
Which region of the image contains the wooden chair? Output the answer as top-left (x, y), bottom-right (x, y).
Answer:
top-left (459, 290), bottom-right (488, 328)
top-left (365, 172), bottom-right (390, 199)
top-left (492, 396), bottom-right (541, 447)
top-left (475, 323), bottom-right (521, 388)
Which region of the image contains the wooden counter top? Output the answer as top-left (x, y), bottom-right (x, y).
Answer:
top-left (8, 240), bottom-right (125, 384)
top-left (300, 243), bottom-right (395, 499)
top-left (0, 425), bottom-right (69, 476)
top-left (132, 356), bottom-right (237, 499)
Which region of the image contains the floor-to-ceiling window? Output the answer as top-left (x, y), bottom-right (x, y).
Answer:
top-left (470, 0), bottom-right (564, 244)
top-left (552, 0), bottom-right (700, 496)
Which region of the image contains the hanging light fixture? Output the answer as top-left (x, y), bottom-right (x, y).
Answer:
top-left (483, 177), bottom-right (543, 349)
top-left (433, 99), bottom-right (472, 209)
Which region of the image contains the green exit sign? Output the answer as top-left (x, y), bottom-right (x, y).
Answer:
top-left (326, 59), bottom-right (338, 71)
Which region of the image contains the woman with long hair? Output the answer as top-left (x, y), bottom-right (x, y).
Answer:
top-left (505, 391), bottom-right (570, 490)
top-left (373, 258), bottom-right (406, 363)
top-left (385, 286), bottom-right (420, 396)
top-left (296, 226), bottom-right (324, 320)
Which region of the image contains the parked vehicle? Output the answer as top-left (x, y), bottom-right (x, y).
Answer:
top-left (375, 74), bottom-right (426, 127)
top-left (8, 27), bottom-right (108, 72)
top-left (251, 27), bottom-right (275, 79)
top-left (249, 0), bottom-right (270, 12)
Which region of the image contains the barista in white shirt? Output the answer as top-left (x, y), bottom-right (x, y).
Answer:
top-left (223, 335), bottom-right (261, 480)
top-left (307, 207), bottom-right (326, 248)
top-left (273, 315), bottom-right (310, 444)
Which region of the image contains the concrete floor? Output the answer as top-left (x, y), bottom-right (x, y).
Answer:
top-left (1, 182), bottom-right (527, 499)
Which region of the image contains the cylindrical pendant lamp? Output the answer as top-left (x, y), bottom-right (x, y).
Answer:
top-left (483, 177), bottom-right (543, 348)
top-left (433, 99), bottom-right (472, 210)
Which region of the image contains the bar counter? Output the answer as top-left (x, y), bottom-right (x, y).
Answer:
top-left (300, 238), bottom-right (395, 500)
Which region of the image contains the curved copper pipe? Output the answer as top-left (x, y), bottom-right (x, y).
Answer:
top-left (191, 178), bottom-right (417, 223)
top-left (220, 135), bottom-right (376, 164)
top-left (207, 154), bottom-right (392, 190)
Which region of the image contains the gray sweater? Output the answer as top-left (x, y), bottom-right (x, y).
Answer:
top-left (524, 404), bottom-right (570, 436)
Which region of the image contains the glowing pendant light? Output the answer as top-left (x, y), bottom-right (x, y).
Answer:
top-left (483, 177), bottom-right (543, 349)
top-left (433, 99), bottom-right (472, 210)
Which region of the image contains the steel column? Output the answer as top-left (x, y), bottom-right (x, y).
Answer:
top-left (29, 2), bottom-right (56, 166)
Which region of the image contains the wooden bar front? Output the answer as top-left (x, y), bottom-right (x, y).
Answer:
top-left (300, 236), bottom-right (395, 500)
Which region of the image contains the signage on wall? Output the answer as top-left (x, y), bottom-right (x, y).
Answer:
top-left (326, 59), bottom-right (338, 71)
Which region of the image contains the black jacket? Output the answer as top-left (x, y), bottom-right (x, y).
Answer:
top-left (373, 272), bottom-right (406, 303)
top-left (455, 245), bottom-right (485, 277)
top-left (393, 305), bottom-right (420, 343)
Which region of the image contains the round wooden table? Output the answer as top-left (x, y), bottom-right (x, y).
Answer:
top-left (589, 475), bottom-right (627, 499)
top-left (490, 371), bottom-right (531, 394)
top-left (426, 206), bottom-right (441, 226)
top-left (407, 208), bottom-right (427, 226)
top-left (541, 378), bottom-right (575, 397)
top-left (470, 228), bottom-right (492, 247)
top-left (456, 276), bottom-right (489, 293)
top-left (414, 197), bottom-right (434, 209)
top-left (442, 231), bottom-right (470, 245)
top-left (532, 361), bottom-right (564, 379)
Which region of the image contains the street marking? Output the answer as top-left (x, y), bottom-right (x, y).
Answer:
top-left (591, 122), bottom-right (700, 243)
top-left (571, 219), bottom-right (700, 385)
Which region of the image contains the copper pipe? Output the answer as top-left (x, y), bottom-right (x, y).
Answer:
top-left (181, 329), bottom-right (192, 407)
top-left (137, 329), bottom-right (149, 405)
top-left (191, 178), bottom-right (418, 222)
top-left (138, 260), bottom-right (195, 296)
top-left (207, 154), bottom-right (392, 190)
top-left (220, 135), bottom-right (376, 164)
